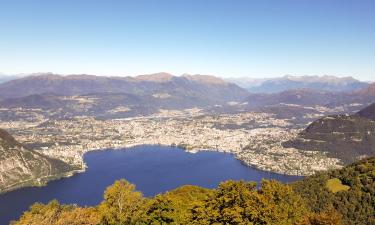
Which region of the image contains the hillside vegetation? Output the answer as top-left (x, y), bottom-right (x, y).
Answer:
top-left (293, 157), bottom-right (375, 224)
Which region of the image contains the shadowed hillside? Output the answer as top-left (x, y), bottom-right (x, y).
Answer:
top-left (0, 128), bottom-right (79, 193)
top-left (284, 103), bottom-right (375, 164)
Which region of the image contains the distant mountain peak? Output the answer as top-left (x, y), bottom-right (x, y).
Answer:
top-left (182, 74), bottom-right (227, 85)
top-left (135, 72), bottom-right (174, 82)
top-left (282, 75), bottom-right (358, 83)
top-left (228, 75), bottom-right (367, 93)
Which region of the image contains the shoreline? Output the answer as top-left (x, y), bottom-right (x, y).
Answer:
top-left (0, 168), bottom-right (85, 195)
top-left (0, 144), bottom-right (306, 195)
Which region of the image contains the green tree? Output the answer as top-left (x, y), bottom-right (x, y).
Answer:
top-left (141, 195), bottom-right (176, 224)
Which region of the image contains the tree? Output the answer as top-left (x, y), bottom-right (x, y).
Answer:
top-left (56, 207), bottom-right (101, 225)
top-left (191, 180), bottom-right (308, 225)
top-left (12, 200), bottom-right (70, 225)
top-left (140, 195), bottom-right (176, 224)
top-left (140, 185), bottom-right (213, 224)
top-left (98, 179), bottom-right (145, 225)
top-left (299, 209), bottom-right (343, 225)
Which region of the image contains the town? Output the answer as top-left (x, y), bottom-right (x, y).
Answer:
top-left (2, 108), bottom-right (342, 176)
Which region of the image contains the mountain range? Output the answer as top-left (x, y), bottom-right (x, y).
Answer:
top-left (0, 73), bottom-right (248, 102)
top-left (1, 73), bottom-right (374, 121)
top-left (228, 75), bottom-right (369, 93)
top-left (245, 83), bottom-right (375, 110)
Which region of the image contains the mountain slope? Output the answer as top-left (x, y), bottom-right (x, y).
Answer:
top-left (0, 128), bottom-right (77, 193)
top-left (0, 75), bottom-right (18, 84)
top-left (284, 104), bottom-right (375, 164)
top-left (245, 88), bottom-right (341, 108)
top-left (356, 102), bottom-right (375, 120)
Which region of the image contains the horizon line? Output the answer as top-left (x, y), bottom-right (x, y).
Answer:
top-left (0, 71), bottom-right (373, 82)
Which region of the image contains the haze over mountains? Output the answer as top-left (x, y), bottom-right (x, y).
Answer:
top-left (228, 75), bottom-right (369, 93)
top-left (0, 73), bottom-right (374, 120)
top-left (0, 74), bottom-right (19, 84)
top-left (0, 73), bottom-right (251, 118)
top-left (246, 83), bottom-right (375, 108)
top-left (0, 72), bottom-right (247, 102)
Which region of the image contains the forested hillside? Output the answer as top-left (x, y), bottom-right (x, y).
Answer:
top-left (293, 157), bottom-right (375, 224)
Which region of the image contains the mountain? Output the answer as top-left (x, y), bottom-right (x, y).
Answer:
top-left (357, 81), bottom-right (375, 96)
top-left (245, 88), bottom-right (340, 108)
top-left (243, 83), bottom-right (375, 116)
top-left (0, 75), bottom-right (18, 84)
top-left (0, 94), bottom-right (66, 110)
top-left (356, 102), bottom-right (375, 120)
top-left (0, 73), bottom-right (249, 106)
top-left (229, 75), bottom-right (368, 93)
top-left (0, 128), bottom-right (77, 193)
top-left (284, 104), bottom-right (375, 164)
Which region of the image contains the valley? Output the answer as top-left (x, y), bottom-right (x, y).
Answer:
top-left (1, 74), bottom-right (374, 193)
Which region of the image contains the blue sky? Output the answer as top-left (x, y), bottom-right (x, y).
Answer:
top-left (0, 0), bottom-right (374, 80)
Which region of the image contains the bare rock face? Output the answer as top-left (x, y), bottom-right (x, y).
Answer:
top-left (0, 128), bottom-right (75, 193)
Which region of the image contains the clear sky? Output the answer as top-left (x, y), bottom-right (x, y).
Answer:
top-left (0, 0), bottom-right (374, 80)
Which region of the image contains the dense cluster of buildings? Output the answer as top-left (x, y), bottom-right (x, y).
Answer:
top-left (4, 109), bottom-right (343, 176)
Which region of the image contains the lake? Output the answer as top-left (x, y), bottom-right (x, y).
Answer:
top-left (0, 145), bottom-right (301, 224)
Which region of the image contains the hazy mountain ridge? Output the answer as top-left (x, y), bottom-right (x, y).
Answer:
top-left (1, 74), bottom-right (374, 121)
top-left (228, 75), bottom-right (369, 93)
top-left (0, 73), bottom-right (250, 119)
top-left (0, 73), bottom-right (248, 101)
top-left (0, 74), bottom-right (20, 84)
top-left (0, 128), bottom-right (78, 193)
top-left (245, 83), bottom-right (375, 111)
top-left (246, 88), bottom-right (340, 108)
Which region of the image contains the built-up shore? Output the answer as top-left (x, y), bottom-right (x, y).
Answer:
top-left (10, 111), bottom-right (342, 177)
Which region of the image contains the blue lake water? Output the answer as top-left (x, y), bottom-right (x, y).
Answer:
top-left (0, 145), bottom-right (302, 224)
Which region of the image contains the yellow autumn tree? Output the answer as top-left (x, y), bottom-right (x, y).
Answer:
top-left (98, 179), bottom-right (145, 225)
